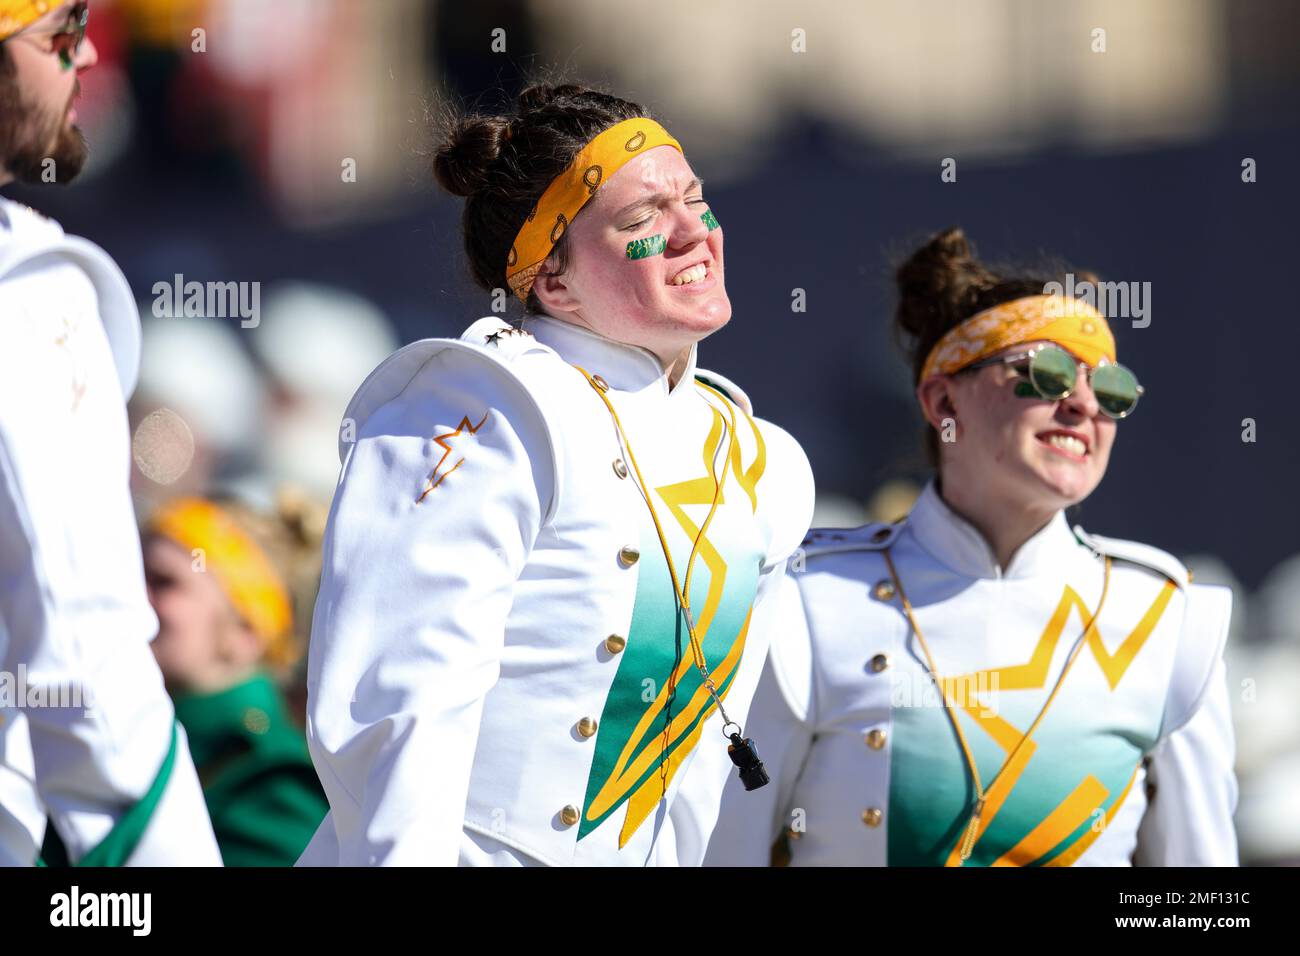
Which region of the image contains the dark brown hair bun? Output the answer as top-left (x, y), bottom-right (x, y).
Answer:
top-left (432, 115), bottom-right (513, 199)
top-left (894, 227), bottom-right (1095, 384)
top-left (431, 82), bottom-right (651, 312)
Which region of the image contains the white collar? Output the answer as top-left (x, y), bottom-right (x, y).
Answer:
top-left (522, 313), bottom-right (699, 399)
top-left (906, 479), bottom-right (1079, 580)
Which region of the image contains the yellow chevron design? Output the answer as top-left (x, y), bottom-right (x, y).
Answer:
top-left (936, 579), bottom-right (1175, 865)
top-left (590, 387), bottom-right (768, 847)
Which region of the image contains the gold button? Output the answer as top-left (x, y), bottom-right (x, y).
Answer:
top-left (612, 458), bottom-right (629, 479)
top-left (559, 805), bottom-right (581, 827)
top-left (618, 545), bottom-right (640, 566)
top-left (577, 717), bottom-right (598, 738)
top-left (868, 653), bottom-right (890, 673)
top-left (242, 707), bottom-right (270, 735)
top-left (604, 634), bottom-right (627, 654)
top-left (865, 728), bottom-right (887, 750)
top-left (873, 579), bottom-right (896, 601)
top-left (591, 374), bottom-right (610, 392)
top-left (861, 807), bottom-right (884, 827)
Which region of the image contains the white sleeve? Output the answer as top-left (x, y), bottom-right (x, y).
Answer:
top-left (0, 293), bottom-right (219, 865)
top-left (702, 569), bottom-right (817, 866)
top-left (304, 347), bottom-right (555, 866)
top-left (1133, 655), bottom-right (1239, 866)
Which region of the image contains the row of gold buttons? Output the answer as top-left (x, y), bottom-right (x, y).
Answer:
top-left (558, 464), bottom-right (639, 829)
top-left (861, 576), bottom-right (897, 827)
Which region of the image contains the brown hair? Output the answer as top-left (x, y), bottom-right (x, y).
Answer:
top-left (431, 83), bottom-right (652, 314)
top-left (893, 227), bottom-right (1099, 464)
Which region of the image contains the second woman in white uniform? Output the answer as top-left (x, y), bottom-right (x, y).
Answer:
top-left (299, 85), bottom-right (814, 866)
top-left (705, 228), bottom-right (1237, 867)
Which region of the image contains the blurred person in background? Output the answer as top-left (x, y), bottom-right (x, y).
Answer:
top-left (0, 0), bottom-right (219, 866)
top-left (706, 228), bottom-right (1238, 867)
top-left (130, 307), bottom-right (267, 502)
top-left (301, 83), bottom-right (815, 866)
top-left (252, 282), bottom-right (400, 501)
top-left (142, 493), bottom-right (328, 867)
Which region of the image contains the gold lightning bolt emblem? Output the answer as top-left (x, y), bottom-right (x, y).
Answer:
top-left (417, 411), bottom-right (489, 503)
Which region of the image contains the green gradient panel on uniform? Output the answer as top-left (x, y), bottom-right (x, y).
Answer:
top-left (887, 676), bottom-right (1155, 866)
top-left (626, 234), bottom-right (667, 259)
top-left (700, 210), bottom-right (719, 231)
top-left (578, 506), bottom-right (763, 842)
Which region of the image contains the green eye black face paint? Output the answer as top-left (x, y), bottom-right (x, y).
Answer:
top-left (700, 210), bottom-right (719, 231)
top-left (625, 235), bottom-right (667, 260)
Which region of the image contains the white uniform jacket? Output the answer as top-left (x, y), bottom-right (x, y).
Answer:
top-left (0, 197), bottom-right (220, 866)
top-left (300, 314), bottom-right (815, 866)
top-left (705, 480), bottom-right (1237, 866)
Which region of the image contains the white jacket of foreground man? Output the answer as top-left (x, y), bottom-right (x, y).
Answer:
top-left (0, 198), bottom-right (220, 866)
top-left (705, 480), bottom-right (1238, 866)
top-left (300, 314), bottom-right (815, 866)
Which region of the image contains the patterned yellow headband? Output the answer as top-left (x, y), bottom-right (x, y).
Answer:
top-left (0, 0), bottom-right (53, 41)
top-left (919, 293), bottom-right (1116, 382)
top-left (147, 497), bottom-right (296, 667)
top-left (505, 116), bottom-right (682, 303)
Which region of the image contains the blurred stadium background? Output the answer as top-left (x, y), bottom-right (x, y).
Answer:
top-left (8, 0), bottom-right (1298, 864)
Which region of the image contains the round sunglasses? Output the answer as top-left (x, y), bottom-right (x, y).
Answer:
top-left (962, 343), bottom-right (1144, 419)
top-left (5, 2), bottom-right (89, 71)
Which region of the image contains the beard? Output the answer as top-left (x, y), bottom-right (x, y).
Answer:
top-left (0, 71), bottom-right (89, 185)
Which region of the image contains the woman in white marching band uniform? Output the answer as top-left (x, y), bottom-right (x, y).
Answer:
top-left (706, 228), bottom-right (1238, 867)
top-left (299, 84), bottom-right (814, 866)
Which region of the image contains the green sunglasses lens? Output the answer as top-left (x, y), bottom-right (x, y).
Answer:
top-left (54, 4), bottom-right (88, 69)
top-left (1029, 346), bottom-right (1078, 400)
top-left (1092, 363), bottom-right (1140, 418)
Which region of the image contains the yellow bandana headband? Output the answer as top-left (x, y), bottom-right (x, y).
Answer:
top-left (148, 497), bottom-right (296, 666)
top-left (505, 116), bottom-right (682, 302)
top-left (0, 0), bottom-right (52, 41)
top-left (919, 293), bottom-right (1116, 382)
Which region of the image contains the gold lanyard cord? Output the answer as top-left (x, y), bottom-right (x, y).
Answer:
top-left (881, 547), bottom-right (1112, 863)
top-left (572, 364), bottom-right (738, 723)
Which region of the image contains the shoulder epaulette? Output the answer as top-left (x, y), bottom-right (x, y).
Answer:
top-left (462, 316), bottom-right (555, 362)
top-left (694, 367), bottom-right (753, 415)
top-left (1072, 526), bottom-right (1190, 589)
top-left (795, 521), bottom-right (905, 560)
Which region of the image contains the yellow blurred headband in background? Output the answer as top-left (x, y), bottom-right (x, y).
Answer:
top-left (920, 294), bottom-right (1116, 382)
top-left (148, 497), bottom-right (296, 667)
top-left (505, 117), bottom-right (682, 303)
top-left (0, 0), bottom-right (53, 41)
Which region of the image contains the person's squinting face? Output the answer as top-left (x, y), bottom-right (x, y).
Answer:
top-left (0, 1), bottom-right (96, 184)
top-left (535, 144), bottom-right (730, 361)
top-left (941, 342), bottom-right (1117, 510)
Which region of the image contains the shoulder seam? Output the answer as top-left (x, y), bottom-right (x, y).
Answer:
top-left (1072, 526), bottom-right (1189, 589)
top-left (342, 339), bottom-right (563, 526)
top-left (797, 522), bottom-right (904, 560)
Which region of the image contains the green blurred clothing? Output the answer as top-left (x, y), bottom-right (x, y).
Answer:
top-left (173, 671), bottom-right (327, 867)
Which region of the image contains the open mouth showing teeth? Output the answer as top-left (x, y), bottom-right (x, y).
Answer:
top-left (670, 263), bottom-right (708, 286)
top-left (1042, 433), bottom-right (1088, 457)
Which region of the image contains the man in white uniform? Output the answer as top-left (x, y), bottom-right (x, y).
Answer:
top-left (0, 0), bottom-right (219, 865)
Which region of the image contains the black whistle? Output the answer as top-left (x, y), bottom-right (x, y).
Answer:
top-left (727, 732), bottom-right (770, 791)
